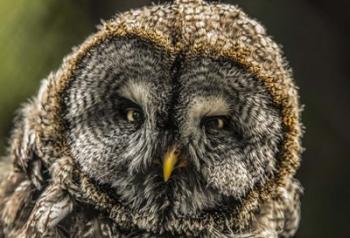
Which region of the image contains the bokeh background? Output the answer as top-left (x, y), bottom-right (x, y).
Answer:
top-left (0, 0), bottom-right (349, 237)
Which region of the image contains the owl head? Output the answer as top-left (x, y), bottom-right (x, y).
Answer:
top-left (60, 36), bottom-right (284, 217)
top-left (10, 0), bottom-right (302, 234)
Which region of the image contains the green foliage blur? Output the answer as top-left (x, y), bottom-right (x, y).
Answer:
top-left (0, 0), bottom-right (92, 154)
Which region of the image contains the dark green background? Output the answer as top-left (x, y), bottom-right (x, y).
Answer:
top-left (0, 0), bottom-right (349, 237)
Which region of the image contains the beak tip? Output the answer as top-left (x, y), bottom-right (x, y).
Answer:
top-left (163, 173), bottom-right (170, 182)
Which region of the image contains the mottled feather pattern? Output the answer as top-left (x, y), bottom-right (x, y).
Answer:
top-left (0, 0), bottom-right (302, 237)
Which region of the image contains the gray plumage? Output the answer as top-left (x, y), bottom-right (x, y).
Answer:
top-left (0, 0), bottom-right (303, 237)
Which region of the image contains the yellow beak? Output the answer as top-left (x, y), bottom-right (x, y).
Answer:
top-left (163, 146), bottom-right (189, 182)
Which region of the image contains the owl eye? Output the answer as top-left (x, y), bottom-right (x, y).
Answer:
top-left (201, 116), bottom-right (229, 131)
top-left (125, 108), bottom-right (144, 124)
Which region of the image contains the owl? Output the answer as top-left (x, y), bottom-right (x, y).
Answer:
top-left (0, 0), bottom-right (303, 237)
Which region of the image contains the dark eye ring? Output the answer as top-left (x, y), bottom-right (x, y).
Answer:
top-left (201, 116), bottom-right (229, 131)
top-left (125, 108), bottom-right (144, 123)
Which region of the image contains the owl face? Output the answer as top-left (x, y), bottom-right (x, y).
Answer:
top-left (63, 36), bottom-right (282, 216)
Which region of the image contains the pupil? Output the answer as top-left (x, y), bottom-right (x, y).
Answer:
top-left (133, 111), bottom-right (140, 121)
top-left (214, 119), bottom-right (221, 128)
top-left (206, 119), bottom-right (215, 128)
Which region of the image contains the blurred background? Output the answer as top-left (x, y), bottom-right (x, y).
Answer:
top-left (0, 0), bottom-right (349, 237)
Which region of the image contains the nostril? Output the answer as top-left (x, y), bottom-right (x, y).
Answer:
top-left (174, 148), bottom-right (181, 156)
top-left (176, 158), bottom-right (188, 169)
